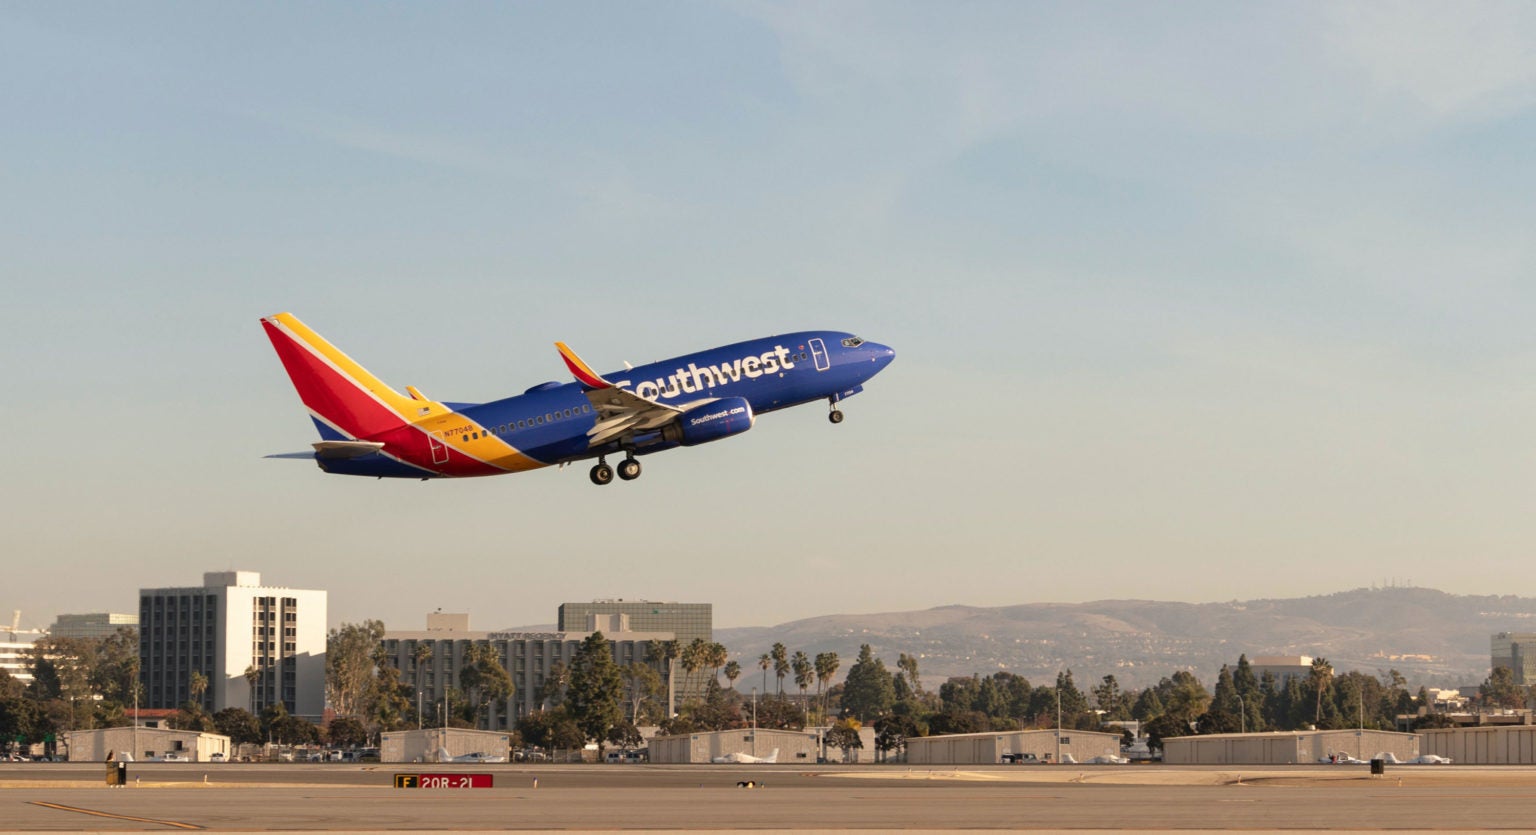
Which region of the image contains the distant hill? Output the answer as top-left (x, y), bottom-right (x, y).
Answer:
top-left (716, 588), bottom-right (1536, 691)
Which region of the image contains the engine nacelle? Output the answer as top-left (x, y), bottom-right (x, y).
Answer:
top-left (665, 397), bottom-right (755, 447)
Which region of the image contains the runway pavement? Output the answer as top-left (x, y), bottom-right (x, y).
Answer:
top-left (2, 762), bottom-right (1533, 831)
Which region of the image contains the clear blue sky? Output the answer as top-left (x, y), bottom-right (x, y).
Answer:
top-left (6, 3), bottom-right (1536, 632)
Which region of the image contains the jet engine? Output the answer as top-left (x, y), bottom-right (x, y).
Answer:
top-left (664, 397), bottom-right (755, 446)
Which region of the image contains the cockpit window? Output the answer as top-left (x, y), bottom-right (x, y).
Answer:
top-left (841, 336), bottom-right (864, 348)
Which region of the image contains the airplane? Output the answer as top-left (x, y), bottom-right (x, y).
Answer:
top-left (260, 313), bottom-right (895, 485)
top-left (713, 748), bottom-right (778, 764)
top-left (437, 748), bottom-right (507, 763)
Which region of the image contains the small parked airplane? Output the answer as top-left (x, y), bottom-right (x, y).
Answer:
top-left (713, 748), bottom-right (779, 764)
top-left (261, 313), bottom-right (894, 484)
top-left (437, 748), bottom-right (507, 763)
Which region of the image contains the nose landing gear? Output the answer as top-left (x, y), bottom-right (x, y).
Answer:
top-left (828, 397), bottom-right (845, 424)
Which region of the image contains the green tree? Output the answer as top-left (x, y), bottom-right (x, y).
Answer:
top-left (621, 662), bottom-right (662, 725)
top-left (1481, 666), bottom-right (1526, 710)
top-left (1309, 657), bottom-right (1334, 726)
top-left (605, 720), bottom-right (643, 750)
top-left (897, 653), bottom-right (923, 696)
top-left (1198, 666), bottom-right (1241, 734)
top-left (213, 708), bottom-right (263, 746)
top-left (567, 633), bottom-right (625, 753)
top-left (458, 644), bottom-right (514, 725)
top-left (826, 717), bottom-right (863, 762)
top-left (840, 644), bottom-right (896, 722)
top-left (1161, 671), bottom-right (1210, 725)
top-left (723, 660), bottom-right (741, 691)
top-left (327, 715), bottom-right (369, 748)
top-left (757, 653), bottom-right (772, 693)
top-left (539, 659), bottom-right (569, 709)
top-left (1131, 686), bottom-right (1164, 722)
top-left (326, 621), bottom-right (386, 718)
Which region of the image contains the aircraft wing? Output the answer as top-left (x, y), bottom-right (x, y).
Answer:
top-left (556, 342), bottom-right (682, 447)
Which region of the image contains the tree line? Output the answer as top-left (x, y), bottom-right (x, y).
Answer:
top-left (8, 624), bottom-right (1534, 760)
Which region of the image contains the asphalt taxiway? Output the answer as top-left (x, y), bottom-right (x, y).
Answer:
top-left (2, 762), bottom-right (1532, 831)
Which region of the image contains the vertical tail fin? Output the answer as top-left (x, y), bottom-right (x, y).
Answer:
top-left (261, 313), bottom-right (419, 440)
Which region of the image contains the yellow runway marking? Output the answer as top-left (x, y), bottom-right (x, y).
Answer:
top-left (30, 800), bottom-right (204, 830)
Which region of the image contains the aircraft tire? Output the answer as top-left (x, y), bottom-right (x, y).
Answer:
top-left (590, 463), bottom-right (614, 485)
top-left (828, 410), bottom-right (844, 424)
top-left (617, 459), bottom-right (641, 481)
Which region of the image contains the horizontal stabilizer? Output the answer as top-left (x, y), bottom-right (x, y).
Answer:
top-left (312, 440), bottom-right (387, 460)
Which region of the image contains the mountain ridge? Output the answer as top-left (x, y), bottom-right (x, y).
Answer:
top-left (716, 587), bottom-right (1534, 690)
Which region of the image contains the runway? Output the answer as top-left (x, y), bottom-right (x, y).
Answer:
top-left (2, 762), bottom-right (1533, 831)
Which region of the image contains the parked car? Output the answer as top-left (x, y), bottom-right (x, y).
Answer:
top-left (1001, 753), bottom-right (1042, 764)
top-left (209, 753), bottom-right (226, 763)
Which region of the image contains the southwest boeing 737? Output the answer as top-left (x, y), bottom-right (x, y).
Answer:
top-left (261, 313), bottom-right (895, 485)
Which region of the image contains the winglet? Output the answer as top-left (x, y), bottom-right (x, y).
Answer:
top-left (555, 342), bottom-right (611, 389)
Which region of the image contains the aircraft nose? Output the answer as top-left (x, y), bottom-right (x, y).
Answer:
top-left (868, 342), bottom-right (895, 370)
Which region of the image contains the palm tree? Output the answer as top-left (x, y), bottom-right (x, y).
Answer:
top-left (771, 643), bottom-right (789, 695)
top-left (244, 664), bottom-right (262, 714)
top-left (680, 639), bottom-right (706, 702)
top-left (792, 651), bottom-right (812, 704)
top-left (758, 653), bottom-right (772, 693)
top-left (653, 640), bottom-right (680, 715)
top-left (814, 652), bottom-right (840, 721)
top-left (723, 660), bottom-right (741, 690)
top-left (188, 671), bottom-right (209, 712)
top-left (1310, 657), bottom-right (1334, 726)
top-left (411, 642), bottom-right (433, 729)
top-left (706, 642), bottom-right (728, 687)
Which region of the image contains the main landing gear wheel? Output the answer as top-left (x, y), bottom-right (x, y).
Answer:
top-left (828, 409), bottom-right (844, 424)
top-left (617, 458), bottom-right (642, 481)
top-left (590, 461), bottom-right (614, 485)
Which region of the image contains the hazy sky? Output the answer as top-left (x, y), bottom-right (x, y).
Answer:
top-left (6, 3), bottom-right (1536, 633)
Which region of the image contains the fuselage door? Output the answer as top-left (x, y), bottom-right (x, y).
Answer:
top-left (428, 431), bottom-right (449, 465)
top-left (809, 337), bottom-right (830, 372)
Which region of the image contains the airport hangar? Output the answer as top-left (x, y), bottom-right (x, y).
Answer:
top-left (63, 727), bottom-right (231, 762)
top-left (380, 728), bottom-right (513, 763)
top-left (649, 730), bottom-right (821, 764)
top-left (903, 730), bottom-right (1122, 765)
top-left (1420, 725), bottom-right (1536, 764)
top-left (1162, 730), bottom-right (1419, 764)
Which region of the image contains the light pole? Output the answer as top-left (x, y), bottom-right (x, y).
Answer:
top-left (1055, 687), bottom-right (1062, 765)
top-left (750, 688), bottom-right (757, 758)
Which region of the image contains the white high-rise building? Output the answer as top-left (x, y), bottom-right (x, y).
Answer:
top-left (139, 571), bottom-right (326, 720)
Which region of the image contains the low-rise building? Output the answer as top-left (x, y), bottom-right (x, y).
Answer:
top-left (1162, 730), bottom-right (1419, 765)
top-left (380, 728), bottom-right (512, 763)
top-left (64, 727), bottom-right (230, 762)
top-left (648, 729), bottom-right (819, 764)
top-left (904, 730), bottom-right (1123, 765)
top-left (1420, 725), bottom-right (1536, 764)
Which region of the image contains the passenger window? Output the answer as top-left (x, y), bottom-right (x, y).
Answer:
top-left (462, 435), bottom-right (469, 443)
top-left (546, 413), bottom-right (552, 422)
